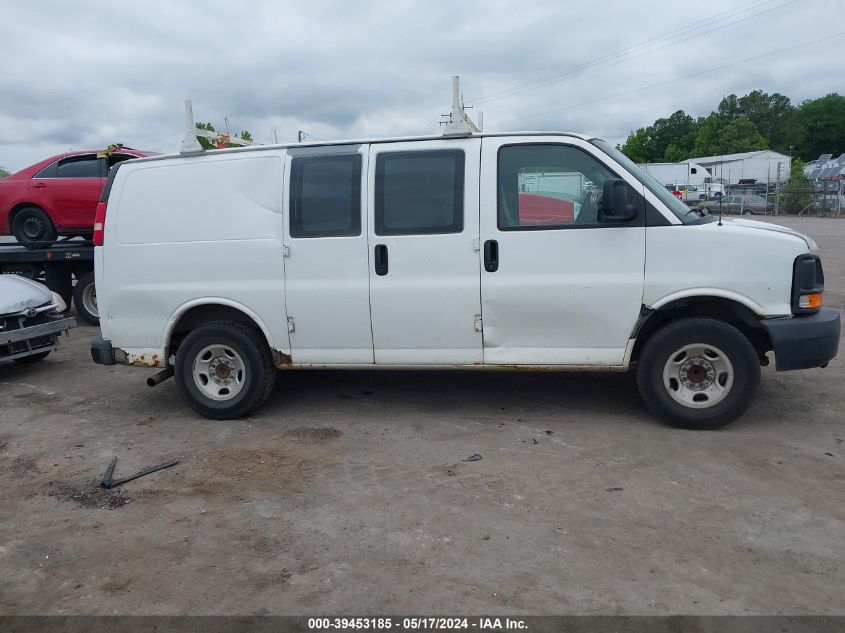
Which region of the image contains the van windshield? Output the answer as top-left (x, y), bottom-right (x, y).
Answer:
top-left (591, 139), bottom-right (707, 224)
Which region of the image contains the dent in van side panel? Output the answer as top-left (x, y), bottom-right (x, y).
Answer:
top-left (114, 156), bottom-right (283, 244)
top-left (100, 154), bottom-right (290, 356)
top-left (479, 229), bottom-right (645, 367)
top-left (643, 224), bottom-right (802, 317)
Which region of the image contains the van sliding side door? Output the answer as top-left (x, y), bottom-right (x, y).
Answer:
top-left (366, 138), bottom-right (483, 364)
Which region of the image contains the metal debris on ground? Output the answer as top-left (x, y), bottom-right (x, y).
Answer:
top-left (100, 456), bottom-right (180, 489)
top-left (463, 453), bottom-right (482, 462)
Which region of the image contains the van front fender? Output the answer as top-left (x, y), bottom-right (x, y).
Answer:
top-left (646, 288), bottom-right (766, 316)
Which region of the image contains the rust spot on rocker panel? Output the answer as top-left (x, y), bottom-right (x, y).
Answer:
top-left (272, 350), bottom-right (293, 368)
top-left (121, 350), bottom-right (165, 368)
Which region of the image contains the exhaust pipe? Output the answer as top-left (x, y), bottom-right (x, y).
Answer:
top-left (146, 367), bottom-right (174, 387)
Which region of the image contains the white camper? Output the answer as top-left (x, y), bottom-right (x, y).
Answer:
top-left (639, 162), bottom-right (724, 200)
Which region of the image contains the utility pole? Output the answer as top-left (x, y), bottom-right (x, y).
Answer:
top-left (775, 162), bottom-right (782, 215)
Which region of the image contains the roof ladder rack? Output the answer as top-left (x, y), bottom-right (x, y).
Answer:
top-left (180, 100), bottom-right (258, 154)
top-left (442, 76), bottom-right (481, 137)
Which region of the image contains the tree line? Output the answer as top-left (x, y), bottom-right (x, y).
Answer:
top-left (619, 91), bottom-right (845, 163)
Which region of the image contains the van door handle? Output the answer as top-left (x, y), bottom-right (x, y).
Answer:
top-left (374, 244), bottom-right (388, 276)
top-left (483, 239), bottom-right (499, 272)
top-left (33, 182), bottom-right (47, 189)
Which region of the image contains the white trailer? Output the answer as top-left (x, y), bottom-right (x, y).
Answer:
top-left (519, 172), bottom-right (585, 197)
top-left (638, 162), bottom-right (711, 186)
top-left (638, 162), bottom-right (724, 200)
top-left (682, 151), bottom-right (791, 186)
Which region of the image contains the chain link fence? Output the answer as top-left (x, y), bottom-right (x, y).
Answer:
top-left (709, 179), bottom-right (844, 216)
top-left (793, 180), bottom-right (844, 217)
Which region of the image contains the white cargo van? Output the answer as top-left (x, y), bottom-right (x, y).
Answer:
top-left (90, 132), bottom-right (839, 429)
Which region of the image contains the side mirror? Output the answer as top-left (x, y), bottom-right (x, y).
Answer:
top-left (600, 179), bottom-right (638, 222)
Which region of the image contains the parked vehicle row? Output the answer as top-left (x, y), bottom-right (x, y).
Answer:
top-left (89, 132), bottom-right (839, 429)
top-left (700, 194), bottom-right (775, 215)
top-left (664, 183), bottom-right (723, 202)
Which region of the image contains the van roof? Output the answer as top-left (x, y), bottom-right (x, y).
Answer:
top-left (129, 131), bottom-right (598, 165)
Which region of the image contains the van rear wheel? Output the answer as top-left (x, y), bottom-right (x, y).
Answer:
top-left (175, 322), bottom-right (276, 420)
top-left (636, 317), bottom-right (760, 430)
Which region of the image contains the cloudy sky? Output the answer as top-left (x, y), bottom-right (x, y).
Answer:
top-left (0, 0), bottom-right (841, 171)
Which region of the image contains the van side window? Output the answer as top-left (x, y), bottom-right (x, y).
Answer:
top-left (375, 150), bottom-right (464, 235)
top-left (498, 144), bottom-right (638, 230)
top-left (290, 154), bottom-right (362, 238)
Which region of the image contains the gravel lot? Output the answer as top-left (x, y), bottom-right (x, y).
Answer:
top-left (1, 216), bottom-right (843, 616)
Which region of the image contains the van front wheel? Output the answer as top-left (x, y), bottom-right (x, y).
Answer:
top-left (175, 322), bottom-right (276, 420)
top-left (636, 318), bottom-right (760, 430)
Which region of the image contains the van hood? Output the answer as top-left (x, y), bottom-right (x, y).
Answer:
top-left (718, 217), bottom-right (817, 251)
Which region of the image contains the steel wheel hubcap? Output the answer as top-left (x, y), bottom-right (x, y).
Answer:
top-left (82, 284), bottom-right (98, 317)
top-left (23, 217), bottom-right (45, 239)
top-left (662, 344), bottom-right (734, 409)
top-left (193, 344), bottom-right (246, 401)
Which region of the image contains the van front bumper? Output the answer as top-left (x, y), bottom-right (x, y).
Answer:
top-left (762, 308), bottom-right (840, 371)
top-left (90, 337), bottom-right (115, 365)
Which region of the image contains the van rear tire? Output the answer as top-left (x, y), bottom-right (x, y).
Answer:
top-left (175, 322), bottom-right (276, 420)
top-left (636, 317), bottom-right (760, 430)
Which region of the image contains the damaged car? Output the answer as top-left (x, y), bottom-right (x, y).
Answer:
top-left (1, 274), bottom-right (76, 364)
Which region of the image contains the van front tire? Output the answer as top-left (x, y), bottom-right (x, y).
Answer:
top-left (175, 322), bottom-right (276, 420)
top-left (636, 318), bottom-right (760, 430)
